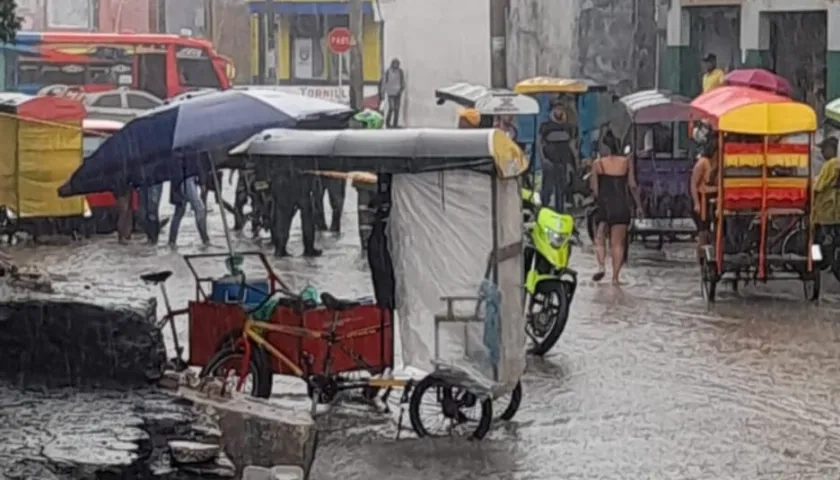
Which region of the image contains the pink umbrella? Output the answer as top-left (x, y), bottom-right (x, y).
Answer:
top-left (723, 68), bottom-right (793, 97)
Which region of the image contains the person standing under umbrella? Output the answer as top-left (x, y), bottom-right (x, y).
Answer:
top-left (266, 161), bottom-right (320, 258)
top-left (701, 53), bottom-right (725, 93)
top-left (114, 183), bottom-right (133, 244)
top-left (138, 183), bottom-right (164, 244)
top-left (168, 176), bottom-right (210, 247)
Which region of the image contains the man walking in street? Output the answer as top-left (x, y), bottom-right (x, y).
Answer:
top-left (168, 176), bottom-right (211, 247)
top-left (312, 176), bottom-right (346, 233)
top-left (382, 58), bottom-right (405, 128)
top-left (138, 183), bottom-right (163, 244)
top-left (267, 163), bottom-right (321, 258)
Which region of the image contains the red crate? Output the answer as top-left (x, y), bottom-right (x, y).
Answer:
top-left (188, 301), bottom-right (393, 376)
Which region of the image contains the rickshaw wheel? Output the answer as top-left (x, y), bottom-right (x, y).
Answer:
top-left (803, 272), bottom-right (821, 302)
top-left (700, 260), bottom-right (717, 305)
top-left (497, 380), bottom-right (523, 421)
top-left (408, 375), bottom-right (493, 440)
top-left (200, 343), bottom-right (273, 398)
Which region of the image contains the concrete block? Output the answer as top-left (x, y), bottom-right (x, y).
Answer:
top-left (0, 295), bottom-right (165, 388)
top-left (242, 465), bottom-right (305, 480)
top-left (168, 440), bottom-right (221, 464)
top-left (242, 465), bottom-right (273, 480)
top-left (271, 465), bottom-right (305, 480)
top-left (177, 388), bottom-right (316, 477)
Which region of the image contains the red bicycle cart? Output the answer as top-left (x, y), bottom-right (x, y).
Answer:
top-left (150, 251), bottom-right (393, 377)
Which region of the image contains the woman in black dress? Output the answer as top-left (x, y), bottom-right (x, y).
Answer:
top-left (590, 132), bottom-right (643, 284)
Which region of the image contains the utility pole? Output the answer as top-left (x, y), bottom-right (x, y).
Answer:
top-left (489, 0), bottom-right (509, 88)
top-left (348, 0), bottom-right (364, 109)
top-left (266, 0), bottom-right (275, 83)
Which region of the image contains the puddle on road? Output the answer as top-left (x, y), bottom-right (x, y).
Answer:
top-left (5, 177), bottom-right (840, 478)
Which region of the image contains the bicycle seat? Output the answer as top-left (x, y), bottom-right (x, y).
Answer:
top-left (320, 292), bottom-right (360, 311)
top-left (139, 270), bottom-right (173, 284)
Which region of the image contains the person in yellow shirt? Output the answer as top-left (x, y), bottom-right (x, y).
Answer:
top-left (813, 137), bottom-right (840, 226)
top-left (701, 53), bottom-right (725, 93)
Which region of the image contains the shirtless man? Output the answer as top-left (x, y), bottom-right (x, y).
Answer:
top-left (689, 142), bottom-right (718, 261)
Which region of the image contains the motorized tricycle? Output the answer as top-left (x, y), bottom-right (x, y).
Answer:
top-left (513, 77), bottom-right (612, 211)
top-left (197, 126), bottom-right (530, 439)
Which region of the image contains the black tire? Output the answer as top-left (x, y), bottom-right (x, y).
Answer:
top-left (200, 344), bottom-right (273, 398)
top-left (804, 271), bottom-right (821, 302)
top-left (701, 260), bottom-right (717, 306)
top-left (408, 375), bottom-right (492, 440)
top-left (526, 280), bottom-right (571, 357)
top-left (498, 380), bottom-right (523, 421)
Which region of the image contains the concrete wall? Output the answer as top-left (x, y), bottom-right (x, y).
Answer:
top-left (508, 0), bottom-right (658, 96)
top-left (99, 0), bottom-right (151, 33)
top-left (691, 7), bottom-right (740, 71)
top-left (165, 0), bottom-right (208, 36)
top-left (380, 0), bottom-right (491, 127)
top-left (507, 0), bottom-right (579, 82)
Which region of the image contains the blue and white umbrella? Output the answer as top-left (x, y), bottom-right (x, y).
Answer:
top-left (58, 89), bottom-right (353, 197)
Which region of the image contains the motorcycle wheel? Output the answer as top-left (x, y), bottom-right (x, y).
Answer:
top-left (526, 280), bottom-right (571, 357)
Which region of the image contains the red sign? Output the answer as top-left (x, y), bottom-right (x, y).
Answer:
top-left (327, 27), bottom-right (352, 54)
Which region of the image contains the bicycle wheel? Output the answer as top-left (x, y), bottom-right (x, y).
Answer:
top-left (408, 375), bottom-right (492, 440)
top-left (497, 380), bottom-right (523, 421)
top-left (200, 344), bottom-right (273, 398)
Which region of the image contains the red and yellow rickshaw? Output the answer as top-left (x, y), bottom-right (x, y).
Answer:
top-left (690, 86), bottom-right (821, 304)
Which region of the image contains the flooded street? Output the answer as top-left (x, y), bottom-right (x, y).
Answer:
top-left (6, 177), bottom-right (840, 479)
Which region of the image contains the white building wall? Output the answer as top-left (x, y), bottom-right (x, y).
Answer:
top-left (380, 0), bottom-right (491, 127)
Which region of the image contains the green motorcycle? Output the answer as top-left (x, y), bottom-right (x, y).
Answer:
top-left (522, 189), bottom-right (579, 356)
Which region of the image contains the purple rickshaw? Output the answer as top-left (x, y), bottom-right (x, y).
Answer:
top-left (600, 90), bottom-right (697, 250)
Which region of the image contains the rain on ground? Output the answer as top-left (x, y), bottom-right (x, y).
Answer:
top-left (5, 176), bottom-right (840, 479)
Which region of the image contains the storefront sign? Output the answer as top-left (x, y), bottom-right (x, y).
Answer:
top-left (273, 85), bottom-right (379, 105)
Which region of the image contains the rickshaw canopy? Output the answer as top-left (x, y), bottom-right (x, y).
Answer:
top-left (435, 83), bottom-right (539, 115)
top-left (513, 77), bottom-right (606, 94)
top-left (614, 90), bottom-right (694, 124)
top-left (826, 97), bottom-right (840, 124)
top-left (229, 128), bottom-right (529, 178)
top-left (691, 86), bottom-right (817, 135)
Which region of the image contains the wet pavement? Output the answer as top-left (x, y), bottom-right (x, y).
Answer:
top-left (6, 174), bottom-right (840, 479)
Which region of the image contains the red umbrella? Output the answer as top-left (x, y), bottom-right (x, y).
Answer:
top-left (723, 68), bottom-right (793, 97)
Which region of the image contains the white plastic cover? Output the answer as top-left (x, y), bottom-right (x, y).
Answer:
top-left (388, 170), bottom-right (526, 398)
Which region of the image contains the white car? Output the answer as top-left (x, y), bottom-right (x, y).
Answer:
top-left (83, 88), bottom-right (164, 122)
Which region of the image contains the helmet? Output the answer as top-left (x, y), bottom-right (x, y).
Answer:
top-left (352, 109), bottom-right (384, 129)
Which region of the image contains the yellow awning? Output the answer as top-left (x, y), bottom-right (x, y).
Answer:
top-left (514, 77), bottom-right (590, 94)
top-left (692, 86), bottom-right (817, 135)
top-left (718, 102), bottom-right (817, 135)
